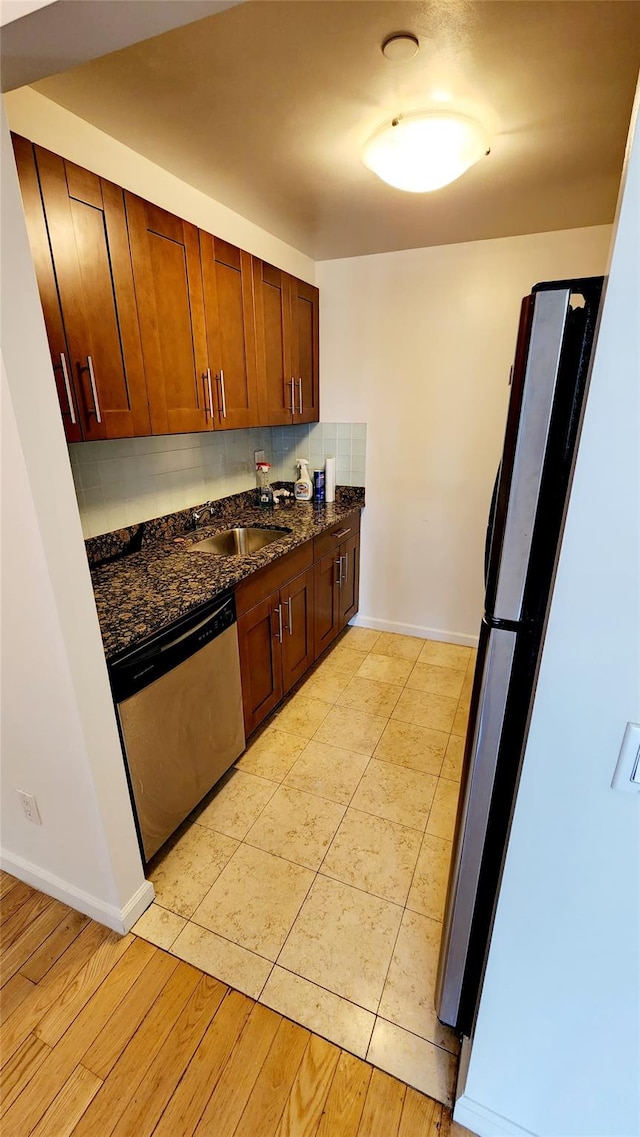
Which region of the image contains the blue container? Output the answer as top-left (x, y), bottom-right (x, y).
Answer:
top-left (313, 469), bottom-right (325, 503)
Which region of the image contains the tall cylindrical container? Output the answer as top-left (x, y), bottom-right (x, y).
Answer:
top-left (325, 455), bottom-right (336, 503)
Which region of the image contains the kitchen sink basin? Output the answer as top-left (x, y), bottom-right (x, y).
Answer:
top-left (188, 526), bottom-right (291, 555)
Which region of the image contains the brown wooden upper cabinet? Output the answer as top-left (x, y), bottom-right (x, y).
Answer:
top-left (13, 135), bottom-right (81, 443)
top-left (14, 134), bottom-right (319, 439)
top-left (125, 194), bottom-right (211, 435)
top-left (199, 234), bottom-right (259, 429)
top-left (254, 259), bottom-right (319, 426)
top-left (13, 136), bottom-right (150, 441)
top-left (289, 275), bottom-right (320, 423)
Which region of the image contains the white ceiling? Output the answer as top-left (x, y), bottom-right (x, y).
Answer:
top-left (30, 0), bottom-right (640, 260)
top-left (0, 0), bottom-right (242, 90)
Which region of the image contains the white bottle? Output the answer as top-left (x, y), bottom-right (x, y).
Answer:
top-left (294, 458), bottom-right (313, 501)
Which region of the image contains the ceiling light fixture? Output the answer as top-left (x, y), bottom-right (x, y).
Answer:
top-left (362, 111), bottom-right (491, 193)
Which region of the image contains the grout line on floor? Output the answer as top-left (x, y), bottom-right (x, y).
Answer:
top-left (374, 1011), bottom-right (462, 1058)
top-left (268, 960), bottom-right (384, 1022)
top-left (184, 911), bottom-right (278, 963)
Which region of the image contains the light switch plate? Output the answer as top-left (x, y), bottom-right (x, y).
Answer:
top-left (611, 722), bottom-right (640, 794)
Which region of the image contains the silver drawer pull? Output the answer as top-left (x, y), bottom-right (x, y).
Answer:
top-left (86, 355), bottom-right (101, 423)
top-left (298, 377), bottom-right (303, 415)
top-left (285, 596), bottom-right (293, 636)
top-left (341, 553), bottom-right (348, 584)
top-left (333, 528), bottom-right (351, 540)
top-left (204, 368), bottom-right (214, 419)
top-left (335, 558), bottom-right (342, 588)
top-left (274, 604), bottom-right (283, 643)
top-left (58, 353), bottom-right (76, 424)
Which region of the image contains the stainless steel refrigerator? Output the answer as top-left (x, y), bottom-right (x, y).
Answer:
top-left (436, 276), bottom-right (604, 1036)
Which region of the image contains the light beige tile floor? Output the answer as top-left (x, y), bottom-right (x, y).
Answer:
top-left (133, 627), bottom-right (476, 1107)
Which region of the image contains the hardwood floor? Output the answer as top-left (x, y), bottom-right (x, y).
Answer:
top-left (0, 872), bottom-right (458, 1136)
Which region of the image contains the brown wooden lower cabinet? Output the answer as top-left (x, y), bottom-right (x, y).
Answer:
top-left (313, 549), bottom-right (342, 657)
top-left (237, 594), bottom-right (284, 737)
top-left (237, 566), bottom-right (315, 737)
top-left (280, 566), bottom-right (314, 694)
top-left (313, 528), bottom-right (361, 660)
top-left (237, 516), bottom-right (361, 737)
top-left (339, 531), bottom-right (360, 625)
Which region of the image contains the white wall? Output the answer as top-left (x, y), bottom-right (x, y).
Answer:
top-left (4, 87), bottom-right (314, 283)
top-left (0, 105), bottom-right (153, 929)
top-left (317, 225), bottom-right (611, 644)
top-left (455, 94), bottom-right (640, 1137)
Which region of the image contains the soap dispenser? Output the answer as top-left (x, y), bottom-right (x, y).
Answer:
top-left (256, 462), bottom-right (274, 508)
top-left (294, 458), bottom-right (313, 501)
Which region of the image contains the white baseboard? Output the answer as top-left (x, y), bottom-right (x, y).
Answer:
top-left (0, 848), bottom-right (155, 934)
top-left (454, 1093), bottom-right (537, 1137)
top-left (120, 880), bottom-right (156, 933)
top-left (350, 614), bottom-right (479, 648)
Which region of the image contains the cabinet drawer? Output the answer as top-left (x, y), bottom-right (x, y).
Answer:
top-left (313, 512), bottom-right (360, 561)
top-left (235, 540), bottom-right (313, 616)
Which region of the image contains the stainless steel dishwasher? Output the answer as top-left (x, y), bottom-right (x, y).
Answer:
top-left (109, 591), bottom-right (245, 862)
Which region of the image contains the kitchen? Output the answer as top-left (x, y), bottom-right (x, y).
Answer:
top-left (1, 3), bottom-right (639, 1135)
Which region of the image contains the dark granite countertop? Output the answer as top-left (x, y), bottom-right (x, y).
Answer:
top-left (88, 487), bottom-right (364, 662)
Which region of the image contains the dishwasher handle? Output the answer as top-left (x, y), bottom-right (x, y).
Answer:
top-left (158, 598), bottom-right (231, 653)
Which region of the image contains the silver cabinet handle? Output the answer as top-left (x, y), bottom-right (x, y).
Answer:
top-left (285, 596), bottom-right (293, 636)
top-left (219, 368), bottom-right (227, 419)
top-left (204, 368), bottom-right (214, 419)
top-left (86, 355), bottom-right (101, 423)
top-left (289, 377), bottom-right (295, 415)
top-left (332, 528), bottom-right (351, 540)
top-left (335, 559), bottom-right (342, 588)
top-left (297, 377), bottom-right (303, 415)
top-left (341, 553), bottom-right (348, 584)
top-left (58, 353), bottom-right (76, 425)
top-left (274, 604), bottom-right (283, 643)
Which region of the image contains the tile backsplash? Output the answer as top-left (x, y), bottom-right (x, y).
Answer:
top-left (69, 422), bottom-right (367, 538)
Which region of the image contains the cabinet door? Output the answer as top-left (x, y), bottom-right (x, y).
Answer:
top-left (126, 193), bottom-right (210, 435)
top-left (200, 234), bottom-right (259, 429)
top-left (253, 258), bottom-right (293, 425)
top-left (13, 135), bottom-right (81, 442)
top-left (339, 531), bottom-right (360, 626)
top-left (237, 592), bottom-right (284, 736)
top-left (33, 145), bottom-right (150, 440)
top-left (313, 550), bottom-right (342, 660)
top-left (289, 276), bottom-right (319, 424)
top-left (280, 567), bottom-right (314, 694)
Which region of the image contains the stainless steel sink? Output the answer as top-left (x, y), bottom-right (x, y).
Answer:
top-left (188, 526), bottom-right (291, 555)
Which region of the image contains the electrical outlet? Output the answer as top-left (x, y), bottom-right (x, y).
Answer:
top-left (254, 449), bottom-right (265, 465)
top-left (17, 790), bottom-right (42, 825)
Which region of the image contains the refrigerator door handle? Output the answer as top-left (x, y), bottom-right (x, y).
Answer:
top-left (484, 466), bottom-right (501, 591)
top-left (492, 288), bottom-right (570, 622)
top-left (436, 625), bottom-right (517, 1030)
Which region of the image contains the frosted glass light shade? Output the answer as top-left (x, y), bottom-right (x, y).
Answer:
top-left (362, 112), bottom-right (490, 193)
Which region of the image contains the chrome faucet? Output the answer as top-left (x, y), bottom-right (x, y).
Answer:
top-left (192, 501), bottom-right (216, 528)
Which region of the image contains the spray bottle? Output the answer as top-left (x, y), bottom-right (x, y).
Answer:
top-left (294, 458), bottom-right (313, 501)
